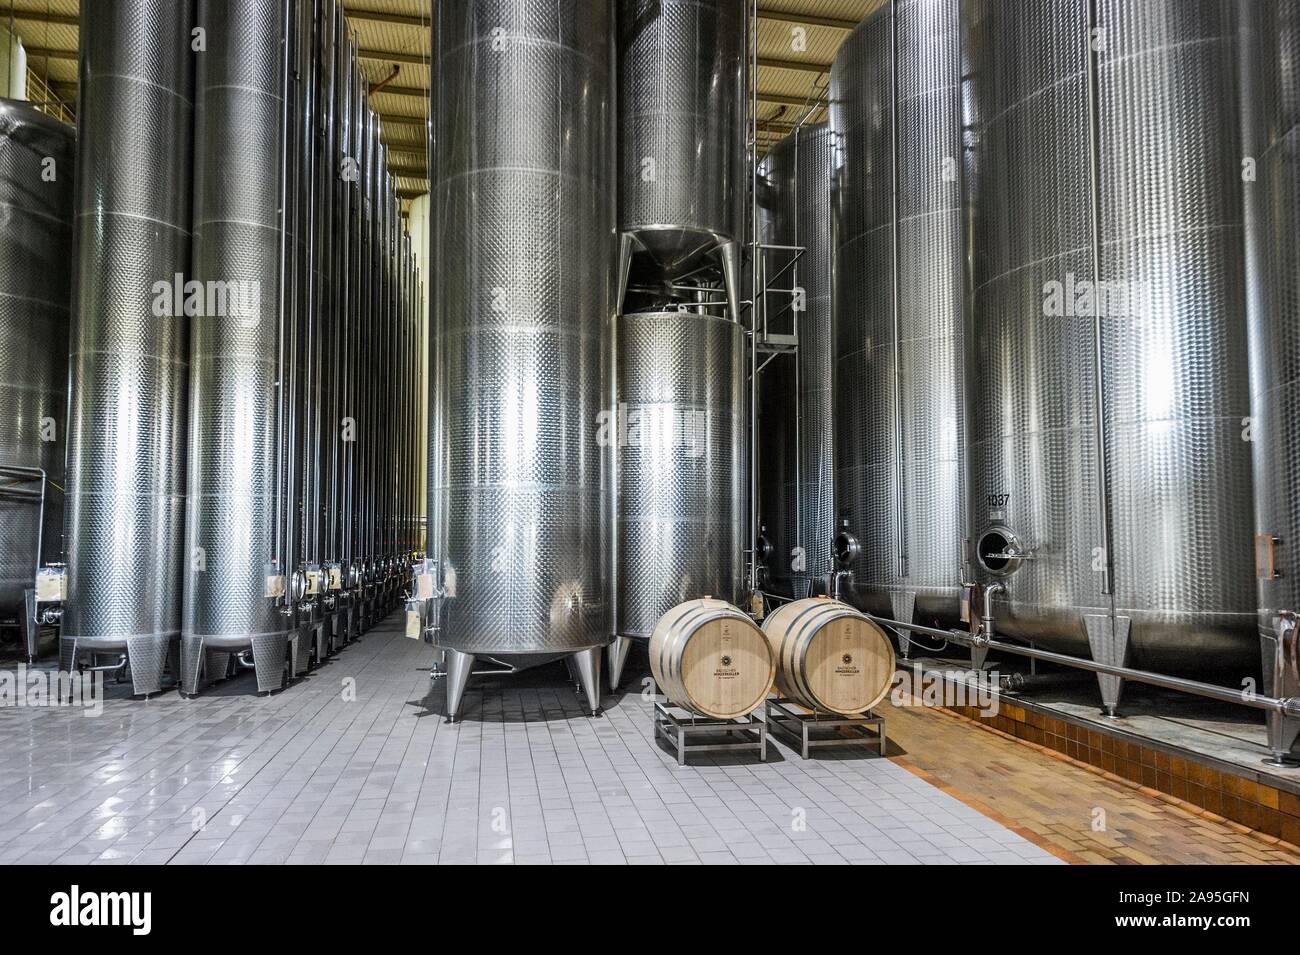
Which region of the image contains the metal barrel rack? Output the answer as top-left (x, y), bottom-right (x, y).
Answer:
top-left (653, 700), bottom-right (768, 765)
top-left (764, 698), bottom-right (886, 759)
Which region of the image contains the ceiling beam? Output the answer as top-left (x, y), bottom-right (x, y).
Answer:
top-left (4, 10), bottom-right (78, 27)
top-left (756, 6), bottom-right (858, 31)
top-left (20, 46), bottom-right (75, 62)
top-left (759, 91), bottom-right (827, 108)
top-left (368, 83), bottom-right (428, 99)
top-left (758, 55), bottom-right (831, 75)
top-left (378, 114), bottom-right (428, 129)
top-left (344, 7), bottom-right (428, 29)
top-left (4, 6), bottom-right (413, 32)
top-left (4, 7), bottom-right (857, 41)
top-left (345, 5), bottom-right (855, 33)
top-left (359, 47), bottom-right (429, 66)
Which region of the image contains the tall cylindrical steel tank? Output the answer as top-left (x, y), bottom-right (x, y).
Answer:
top-left (1241, 0), bottom-right (1300, 761)
top-left (616, 0), bottom-right (746, 288)
top-left (757, 123), bottom-right (835, 600)
top-left (830, 1), bottom-right (967, 638)
top-left (0, 100), bottom-right (74, 637)
top-left (964, 0), bottom-right (1257, 705)
top-left (430, 1), bottom-right (614, 719)
top-left (63, 0), bottom-right (194, 697)
top-left (615, 310), bottom-right (745, 639)
top-left (180, 0), bottom-right (292, 695)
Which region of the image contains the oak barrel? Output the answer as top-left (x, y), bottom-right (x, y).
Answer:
top-left (649, 598), bottom-right (775, 719)
top-left (761, 597), bottom-right (895, 715)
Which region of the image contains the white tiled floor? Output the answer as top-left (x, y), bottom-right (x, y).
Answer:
top-left (0, 616), bottom-right (1060, 865)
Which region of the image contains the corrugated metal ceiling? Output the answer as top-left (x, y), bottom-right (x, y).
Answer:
top-left (4, 1), bottom-right (882, 203)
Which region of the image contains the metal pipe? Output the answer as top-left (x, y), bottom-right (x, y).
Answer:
top-left (747, 0), bottom-right (760, 594)
top-left (343, 42), bottom-right (362, 578)
top-left (325, 0), bottom-right (343, 564)
top-left (981, 581), bottom-right (1004, 638)
top-left (874, 615), bottom-right (1300, 718)
top-left (1083, 0), bottom-right (1114, 597)
top-left (888, 0), bottom-right (908, 581)
top-left (300, 0), bottom-right (321, 571)
top-left (791, 136), bottom-right (803, 566)
top-left (80, 654), bottom-right (127, 674)
top-left (272, 0), bottom-right (294, 596)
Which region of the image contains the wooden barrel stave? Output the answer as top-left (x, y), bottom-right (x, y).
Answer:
top-left (649, 598), bottom-right (774, 719)
top-left (761, 597), bottom-right (896, 716)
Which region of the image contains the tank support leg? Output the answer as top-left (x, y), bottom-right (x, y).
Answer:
top-left (608, 635), bottom-right (632, 690)
top-left (290, 627), bottom-right (310, 679)
top-left (1084, 613), bottom-right (1131, 717)
top-left (23, 588), bottom-right (38, 663)
top-left (1262, 617), bottom-right (1300, 766)
top-left (572, 647), bottom-right (603, 717)
top-left (180, 635), bottom-right (205, 696)
top-left (125, 634), bottom-right (169, 697)
top-left (889, 591), bottom-right (916, 661)
top-left (59, 634), bottom-right (77, 679)
top-left (207, 650), bottom-right (231, 684)
top-left (443, 649), bottom-right (475, 723)
top-left (252, 632), bottom-right (289, 694)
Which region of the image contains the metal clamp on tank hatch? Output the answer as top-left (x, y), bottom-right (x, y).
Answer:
top-left (279, 569), bottom-right (308, 617)
top-left (834, 530), bottom-right (860, 567)
top-left (975, 526), bottom-right (1032, 576)
top-left (830, 530), bottom-right (860, 602)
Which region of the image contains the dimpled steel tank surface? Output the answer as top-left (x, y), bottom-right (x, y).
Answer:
top-left (62, 0), bottom-right (194, 697)
top-left (615, 311), bottom-right (745, 642)
top-left (616, 0), bottom-right (746, 295)
top-left (830, 0), bottom-right (967, 642)
top-left (0, 101), bottom-right (74, 640)
top-left (180, 0), bottom-right (291, 695)
top-left (1241, 0), bottom-right (1300, 761)
top-left (964, 0), bottom-right (1257, 710)
top-left (757, 125), bottom-right (834, 601)
top-left (430, 1), bottom-right (614, 720)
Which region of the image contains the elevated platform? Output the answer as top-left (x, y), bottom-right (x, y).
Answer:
top-left (903, 656), bottom-right (1300, 843)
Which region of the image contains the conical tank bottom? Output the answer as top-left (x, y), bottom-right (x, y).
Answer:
top-left (627, 226), bottom-right (730, 279)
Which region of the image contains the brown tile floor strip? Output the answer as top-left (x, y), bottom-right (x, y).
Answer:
top-left (896, 760), bottom-right (1086, 864)
top-left (883, 696), bottom-right (1300, 865)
